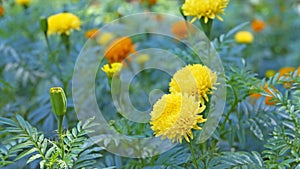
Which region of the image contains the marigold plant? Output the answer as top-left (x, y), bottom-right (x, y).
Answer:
top-left (47, 12), bottom-right (81, 35)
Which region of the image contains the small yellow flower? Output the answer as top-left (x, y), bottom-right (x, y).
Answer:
top-left (234, 31), bottom-right (254, 44)
top-left (169, 64), bottom-right (217, 103)
top-left (15, 0), bottom-right (31, 6)
top-left (136, 54), bottom-right (149, 64)
top-left (101, 63), bottom-right (123, 78)
top-left (150, 93), bottom-right (206, 143)
top-left (97, 32), bottom-right (115, 45)
top-left (47, 12), bottom-right (81, 35)
top-left (181, 0), bottom-right (230, 23)
top-left (85, 29), bottom-right (99, 39)
top-left (265, 69), bottom-right (276, 78)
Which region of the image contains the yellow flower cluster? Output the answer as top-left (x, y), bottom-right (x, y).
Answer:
top-left (101, 63), bottom-right (123, 78)
top-left (47, 13), bottom-right (81, 35)
top-left (181, 0), bottom-right (230, 23)
top-left (150, 64), bottom-right (217, 143)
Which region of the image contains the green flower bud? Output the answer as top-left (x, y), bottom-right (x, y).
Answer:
top-left (39, 16), bottom-right (48, 34)
top-left (50, 87), bottom-right (67, 116)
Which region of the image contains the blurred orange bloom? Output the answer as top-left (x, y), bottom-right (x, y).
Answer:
top-left (141, 0), bottom-right (157, 6)
top-left (251, 19), bottom-right (266, 32)
top-left (279, 67), bottom-right (295, 77)
top-left (104, 37), bottom-right (136, 63)
top-left (171, 21), bottom-right (195, 39)
top-left (0, 6), bottom-right (4, 16)
top-left (85, 29), bottom-right (99, 39)
top-left (250, 84), bottom-right (278, 106)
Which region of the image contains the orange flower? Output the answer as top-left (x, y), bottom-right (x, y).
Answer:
top-left (104, 37), bottom-right (136, 63)
top-left (250, 84), bottom-right (278, 106)
top-left (171, 21), bottom-right (195, 39)
top-left (141, 0), bottom-right (157, 6)
top-left (251, 19), bottom-right (266, 32)
top-left (278, 67), bottom-right (295, 88)
top-left (298, 66), bottom-right (300, 76)
top-left (0, 6), bottom-right (4, 17)
top-left (279, 67), bottom-right (295, 77)
top-left (85, 29), bottom-right (99, 39)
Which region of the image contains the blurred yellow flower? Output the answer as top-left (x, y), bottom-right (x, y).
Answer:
top-left (150, 93), bottom-right (206, 143)
top-left (15, 0), bottom-right (31, 6)
top-left (136, 54), bottom-right (149, 64)
top-left (47, 13), bottom-right (81, 35)
top-left (181, 0), bottom-right (229, 23)
top-left (104, 36), bottom-right (136, 63)
top-left (85, 29), bottom-right (99, 39)
top-left (265, 69), bottom-right (276, 78)
top-left (234, 31), bottom-right (254, 44)
top-left (171, 21), bottom-right (195, 39)
top-left (97, 32), bottom-right (115, 45)
top-left (0, 6), bottom-right (4, 16)
top-left (101, 63), bottom-right (123, 78)
top-left (251, 19), bottom-right (266, 32)
top-left (169, 64), bottom-right (217, 103)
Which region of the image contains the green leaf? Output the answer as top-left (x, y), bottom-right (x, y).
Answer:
top-left (0, 117), bottom-right (17, 127)
top-left (27, 154), bottom-right (42, 164)
top-left (15, 148), bottom-right (37, 161)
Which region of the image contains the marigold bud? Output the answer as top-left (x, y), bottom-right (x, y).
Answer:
top-left (50, 87), bottom-right (67, 116)
top-left (40, 17), bottom-right (48, 34)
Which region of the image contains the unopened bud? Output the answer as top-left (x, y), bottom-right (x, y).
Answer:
top-left (49, 87), bottom-right (67, 116)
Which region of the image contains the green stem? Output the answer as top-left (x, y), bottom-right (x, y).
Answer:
top-left (61, 33), bottom-right (70, 59)
top-left (200, 19), bottom-right (213, 39)
top-left (189, 142), bottom-right (199, 169)
top-left (43, 32), bottom-right (52, 54)
top-left (220, 86), bottom-right (238, 131)
top-left (58, 115), bottom-right (64, 159)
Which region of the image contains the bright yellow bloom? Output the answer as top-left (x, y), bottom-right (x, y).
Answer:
top-left (15, 0), bottom-right (31, 6)
top-left (47, 13), bottom-right (81, 35)
top-left (181, 0), bottom-right (230, 23)
top-left (265, 69), bottom-right (276, 78)
top-left (169, 64), bottom-right (217, 103)
top-left (150, 93), bottom-right (206, 143)
top-left (235, 31), bottom-right (254, 44)
top-left (85, 29), bottom-right (99, 39)
top-left (101, 63), bottom-right (123, 78)
top-left (97, 32), bottom-right (115, 45)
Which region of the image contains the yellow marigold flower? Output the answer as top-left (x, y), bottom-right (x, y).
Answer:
top-left (171, 21), bottom-right (195, 39)
top-left (97, 32), bottom-right (115, 45)
top-left (181, 0), bottom-right (230, 23)
top-left (0, 6), bottom-right (4, 17)
top-left (234, 31), bottom-right (254, 44)
top-left (104, 36), bottom-right (136, 63)
top-left (47, 13), bottom-right (81, 35)
top-left (265, 69), bottom-right (276, 78)
top-left (101, 63), bottom-right (123, 78)
top-left (15, 0), bottom-right (31, 6)
top-left (169, 64), bottom-right (217, 103)
top-left (251, 19), bottom-right (266, 32)
top-left (150, 93), bottom-right (206, 143)
top-left (85, 29), bottom-right (99, 39)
